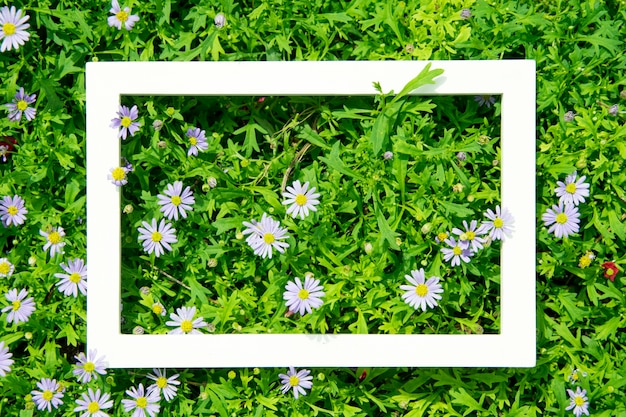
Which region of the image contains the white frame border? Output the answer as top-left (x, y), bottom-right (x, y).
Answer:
top-left (86, 60), bottom-right (536, 368)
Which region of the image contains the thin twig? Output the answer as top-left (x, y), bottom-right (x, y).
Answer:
top-left (153, 266), bottom-right (191, 290)
top-left (281, 142), bottom-right (311, 192)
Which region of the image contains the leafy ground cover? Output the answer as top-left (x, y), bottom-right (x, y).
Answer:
top-left (1, 0), bottom-right (625, 416)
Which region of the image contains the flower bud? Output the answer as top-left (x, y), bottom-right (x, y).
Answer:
top-left (157, 140), bottom-right (167, 149)
top-left (563, 111), bottom-right (575, 122)
top-left (214, 13), bottom-right (226, 28)
top-left (208, 177), bottom-right (217, 188)
top-left (152, 120), bottom-right (163, 131)
top-left (383, 151), bottom-right (394, 160)
top-left (132, 326), bottom-right (145, 335)
top-left (123, 204), bottom-right (133, 214)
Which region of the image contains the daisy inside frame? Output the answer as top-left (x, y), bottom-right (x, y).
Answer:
top-left (86, 61), bottom-right (536, 368)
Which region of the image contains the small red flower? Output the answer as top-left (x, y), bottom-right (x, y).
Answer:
top-left (0, 136), bottom-right (17, 163)
top-left (601, 261), bottom-right (619, 282)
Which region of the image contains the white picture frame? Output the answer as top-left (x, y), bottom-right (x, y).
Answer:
top-left (86, 60), bottom-right (536, 368)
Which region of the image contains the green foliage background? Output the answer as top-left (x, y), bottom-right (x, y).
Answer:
top-left (1, 0), bottom-right (626, 415)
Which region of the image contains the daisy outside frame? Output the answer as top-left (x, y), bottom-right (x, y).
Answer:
top-left (86, 60), bottom-right (535, 368)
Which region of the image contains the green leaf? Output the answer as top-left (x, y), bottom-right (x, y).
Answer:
top-left (233, 122), bottom-right (266, 157)
top-left (318, 141), bottom-right (362, 180)
top-left (595, 316), bottom-right (623, 341)
top-left (296, 124), bottom-right (331, 150)
top-left (391, 63), bottom-right (444, 103)
top-left (439, 201), bottom-right (474, 218)
top-left (375, 208), bottom-right (400, 250)
top-left (370, 100), bottom-right (403, 156)
top-left (450, 387), bottom-right (485, 415)
top-left (256, 395), bottom-right (279, 411)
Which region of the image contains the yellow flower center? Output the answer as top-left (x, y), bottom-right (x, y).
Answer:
top-left (0, 262), bottom-right (10, 275)
top-left (112, 167), bottom-right (126, 181)
top-left (3, 22), bottom-right (16, 36)
top-left (571, 372), bottom-right (579, 381)
top-left (574, 397), bottom-right (585, 406)
top-left (116, 10), bottom-right (129, 22)
top-left (493, 218), bottom-right (504, 228)
top-left (171, 196), bottom-right (182, 206)
top-left (7, 205), bottom-right (18, 216)
top-left (69, 272), bottom-right (82, 283)
top-left (181, 319), bottom-right (193, 333)
top-left (87, 401), bottom-right (100, 413)
top-left (121, 116), bottom-right (132, 127)
top-left (48, 231), bottom-right (61, 244)
top-left (415, 284), bottom-right (429, 297)
top-left (156, 376), bottom-right (168, 389)
top-left (295, 194), bottom-right (307, 206)
top-left (152, 304), bottom-right (163, 315)
top-left (151, 231), bottom-right (162, 242)
top-left (84, 362), bottom-right (95, 373)
top-left (453, 246), bottom-right (462, 256)
top-left (136, 397), bottom-right (148, 408)
top-left (298, 289), bottom-right (309, 300)
top-left (606, 268), bottom-right (615, 277)
top-left (43, 390), bottom-right (53, 401)
top-left (466, 231), bottom-right (475, 240)
top-left (17, 100), bottom-right (28, 111)
top-left (189, 136), bottom-right (197, 146)
top-left (437, 232), bottom-right (448, 241)
top-left (263, 233), bottom-right (275, 244)
top-left (12, 300), bottom-right (21, 311)
top-left (565, 183), bottom-right (577, 194)
top-left (579, 255), bottom-right (591, 268)
top-left (289, 375), bottom-right (300, 387)
top-left (556, 213), bottom-right (568, 224)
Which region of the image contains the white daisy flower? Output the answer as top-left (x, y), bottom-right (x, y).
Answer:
top-left (0, 194), bottom-right (28, 227)
top-left (54, 258), bottom-right (87, 297)
top-left (555, 171), bottom-right (590, 206)
top-left (186, 127), bottom-right (208, 156)
top-left (452, 219), bottom-right (485, 252)
top-left (147, 368), bottom-right (180, 402)
top-left (2, 288), bottom-right (35, 324)
top-left (242, 213), bottom-right (290, 259)
top-left (283, 275), bottom-right (325, 316)
top-left (121, 383), bottom-right (160, 417)
top-left (166, 306), bottom-right (207, 334)
top-left (0, 257), bottom-right (14, 277)
top-left (107, 0), bottom-right (139, 31)
top-left (400, 268), bottom-right (444, 312)
top-left (137, 218), bottom-right (177, 257)
top-left (74, 388), bottom-right (113, 417)
top-left (478, 205), bottom-right (515, 241)
top-left (278, 367), bottom-right (313, 399)
top-left (31, 378), bottom-right (64, 412)
top-left (109, 166), bottom-right (129, 186)
top-left (440, 237), bottom-right (473, 267)
top-left (565, 386), bottom-right (590, 417)
top-left (157, 181), bottom-right (195, 220)
top-left (0, 340), bottom-right (13, 377)
top-left (151, 302), bottom-right (166, 316)
top-left (282, 180), bottom-right (320, 219)
top-left (0, 6), bottom-right (30, 52)
top-left (73, 349), bottom-right (107, 383)
top-left (5, 87), bottom-right (37, 121)
top-left (542, 202), bottom-right (580, 239)
top-left (40, 226), bottom-right (66, 257)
